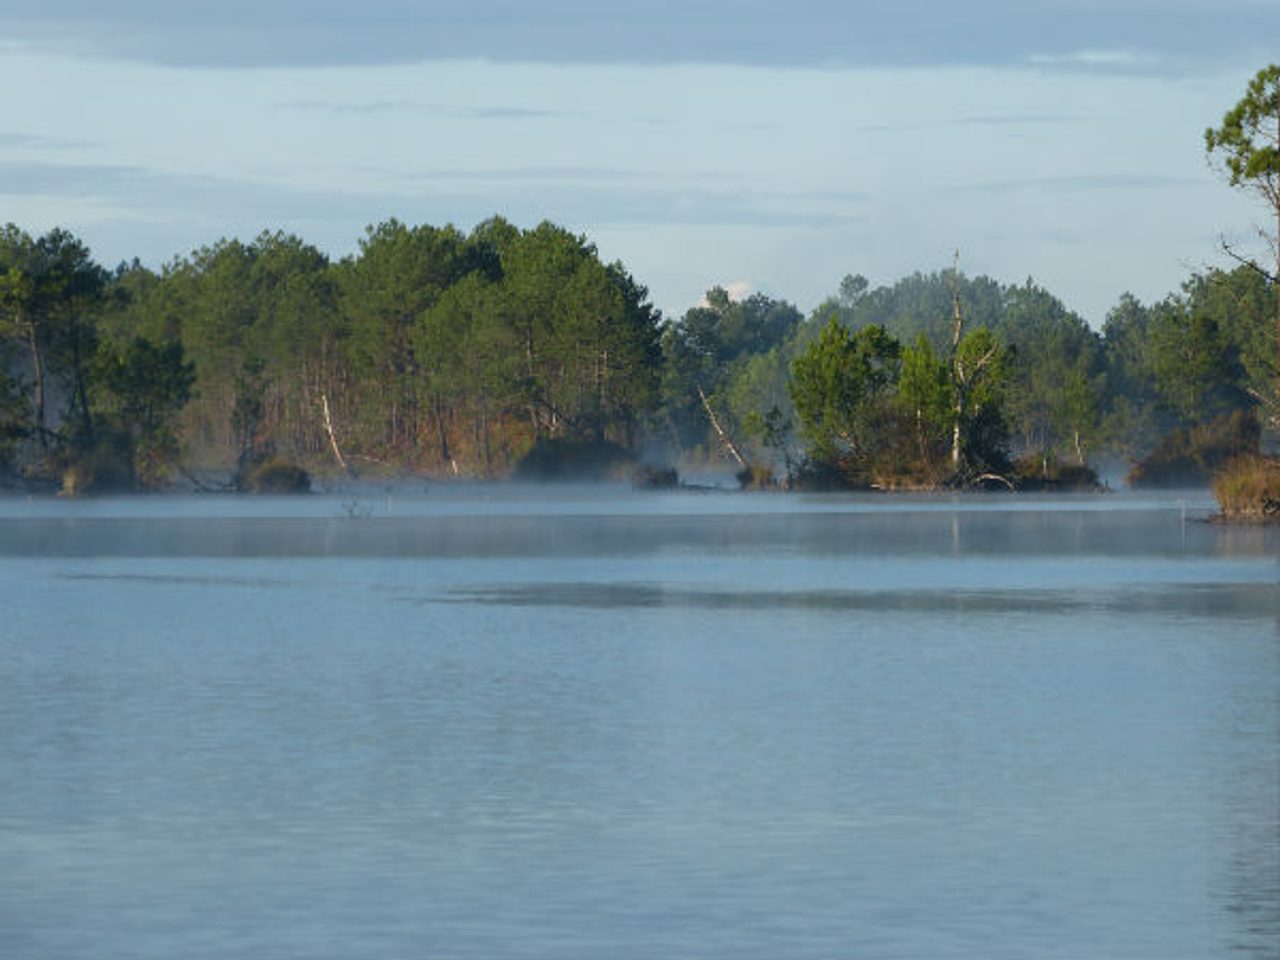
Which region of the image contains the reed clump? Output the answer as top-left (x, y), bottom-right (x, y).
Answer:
top-left (1212, 455), bottom-right (1280, 521)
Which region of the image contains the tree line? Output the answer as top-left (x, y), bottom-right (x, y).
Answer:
top-left (0, 218), bottom-right (667, 490)
top-left (0, 64), bottom-right (1275, 494)
top-left (663, 263), bottom-right (1273, 489)
top-left (0, 213), bottom-right (1272, 493)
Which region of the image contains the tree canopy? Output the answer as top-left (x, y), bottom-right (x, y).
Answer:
top-left (0, 212), bottom-right (1273, 492)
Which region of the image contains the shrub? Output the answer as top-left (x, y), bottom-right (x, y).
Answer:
top-left (633, 464), bottom-right (679, 489)
top-left (1212, 455), bottom-right (1280, 520)
top-left (58, 428), bottom-right (136, 496)
top-left (235, 456), bottom-right (311, 494)
top-left (1011, 455), bottom-right (1103, 492)
top-left (513, 438), bottom-right (634, 481)
top-left (736, 462), bottom-right (777, 490)
top-left (1128, 409), bottom-right (1259, 488)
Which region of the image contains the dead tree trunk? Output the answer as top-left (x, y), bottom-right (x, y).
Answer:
top-left (319, 392), bottom-right (349, 474)
top-left (697, 384), bottom-right (747, 468)
top-left (949, 252), bottom-right (965, 471)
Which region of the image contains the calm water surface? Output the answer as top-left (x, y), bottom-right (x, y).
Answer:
top-left (1, 487), bottom-right (1277, 959)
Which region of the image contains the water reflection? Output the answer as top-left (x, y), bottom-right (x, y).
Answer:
top-left (438, 580), bottom-right (1280, 620)
top-left (1, 491), bottom-right (1277, 960)
top-left (1, 509), bottom-right (1276, 562)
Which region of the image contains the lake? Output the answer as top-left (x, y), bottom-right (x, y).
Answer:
top-left (1, 486), bottom-right (1277, 959)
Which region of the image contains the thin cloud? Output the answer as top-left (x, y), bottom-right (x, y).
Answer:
top-left (0, 160), bottom-right (397, 222)
top-left (2, 2), bottom-right (1274, 75)
top-left (409, 166), bottom-right (646, 184)
top-left (957, 114), bottom-right (1078, 127)
top-left (1027, 49), bottom-right (1154, 70)
top-left (0, 158), bottom-right (865, 235)
top-left (961, 173), bottom-right (1203, 194)
top-left (282, 99), bottom-right (576, 120)
top-left (0, 131), bottom-right (92, 150)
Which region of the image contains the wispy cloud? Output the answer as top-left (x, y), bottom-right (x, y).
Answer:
top-left (3, 2), bottom-right (1274, 75)
top-left (0, 160), bottom-right (391, 223)
top-left (0, 131), bottom-right (92, 151)
top-left (957, 114), bottom-right (1077, 127)
top-left (961, 173), bottom-right (1203, 194)
top-left (283, 99), bottom-right (577, 120)
top-left (1027, 49), bottom-right (1154, 70)
top-left (0, 159), bottom-right (866, 236)
top-left (408, 166), bottom-right (645, 184)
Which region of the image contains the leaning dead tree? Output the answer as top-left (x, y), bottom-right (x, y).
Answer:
top-left (697, 384), bottom-right (747, 468)
top-left (949, 252), bottom-right (965, 470)
top-left (319, 391), bottom-right (351, 474)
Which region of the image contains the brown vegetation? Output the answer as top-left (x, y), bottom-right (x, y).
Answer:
top-left (1212, 455), bottom-right (1280, 520)
top-left (1127, 410), bottom-right (1259, 488)
top-left (235, 456), bottom-right (312, 494)
top-left (1010, 455), bottom-right (1103, 492)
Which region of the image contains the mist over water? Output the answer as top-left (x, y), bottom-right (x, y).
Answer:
top-left (1, 487), bottom-right (1277, 959)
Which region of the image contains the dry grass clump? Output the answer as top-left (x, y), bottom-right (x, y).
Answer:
top-left (736, 462), bottom-right (778, 490)
top-left (1212, 455), bottom-right (1280, 521)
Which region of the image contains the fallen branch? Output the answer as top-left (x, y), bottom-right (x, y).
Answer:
top-left (972, 472), bottom-right (1016, 491)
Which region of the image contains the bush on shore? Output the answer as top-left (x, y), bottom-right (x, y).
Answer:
top-left (513, 438), bottom-right (635, 481)
top-left (235, 455), bottom-right (311, 493)
top-left (633, 464), bottom-right (679, 489)
top-left (1010, 455), bottom-right (1103, 492)
top-left (1212, 455), bottom-right (1280, 520)
top-left (1128, 410), bottom-right (1259, 488)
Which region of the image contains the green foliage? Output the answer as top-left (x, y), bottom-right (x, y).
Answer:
top-left (897, 335), bottom-right (952, 473)
top-left (93, 337), bottom-right (196, 488)
top-left (96, 338), bottom-right (195, 434)
top-left (806, 270), bottom-right (1005, 353)
top-left (1096, 269), bottom-right (1261, 469)
top-left (0, 225), bottom-right (108, 450)
top-left (1189, 269), bottom-right (1275, 402)
top-left (998, 281), bottom-right (1104, 461)
top-left (1204, 63), bottom-right (1280, 416)
top-left (91, 218), bottom-right (661, 478)
top-left (1147, 304), bottom-right (1246, 421)
top-left (659, 287), bottom-right (802, 458)
top-left (58, 426), bottom-right (136, 496)
top-left (398, 222), bottom-right (650, 457)
top-left (952, 326), bottom-right (1014, 476)
top-left (789, 318), bottom-right (900, 481)
top-left (1204, 64), bottom-right (1280, 197)
top-left (4, 213), bottom-right (1275, 493)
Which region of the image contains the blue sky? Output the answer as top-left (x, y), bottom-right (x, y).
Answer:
top-left (0, 1), bottom-right (1275, 325)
